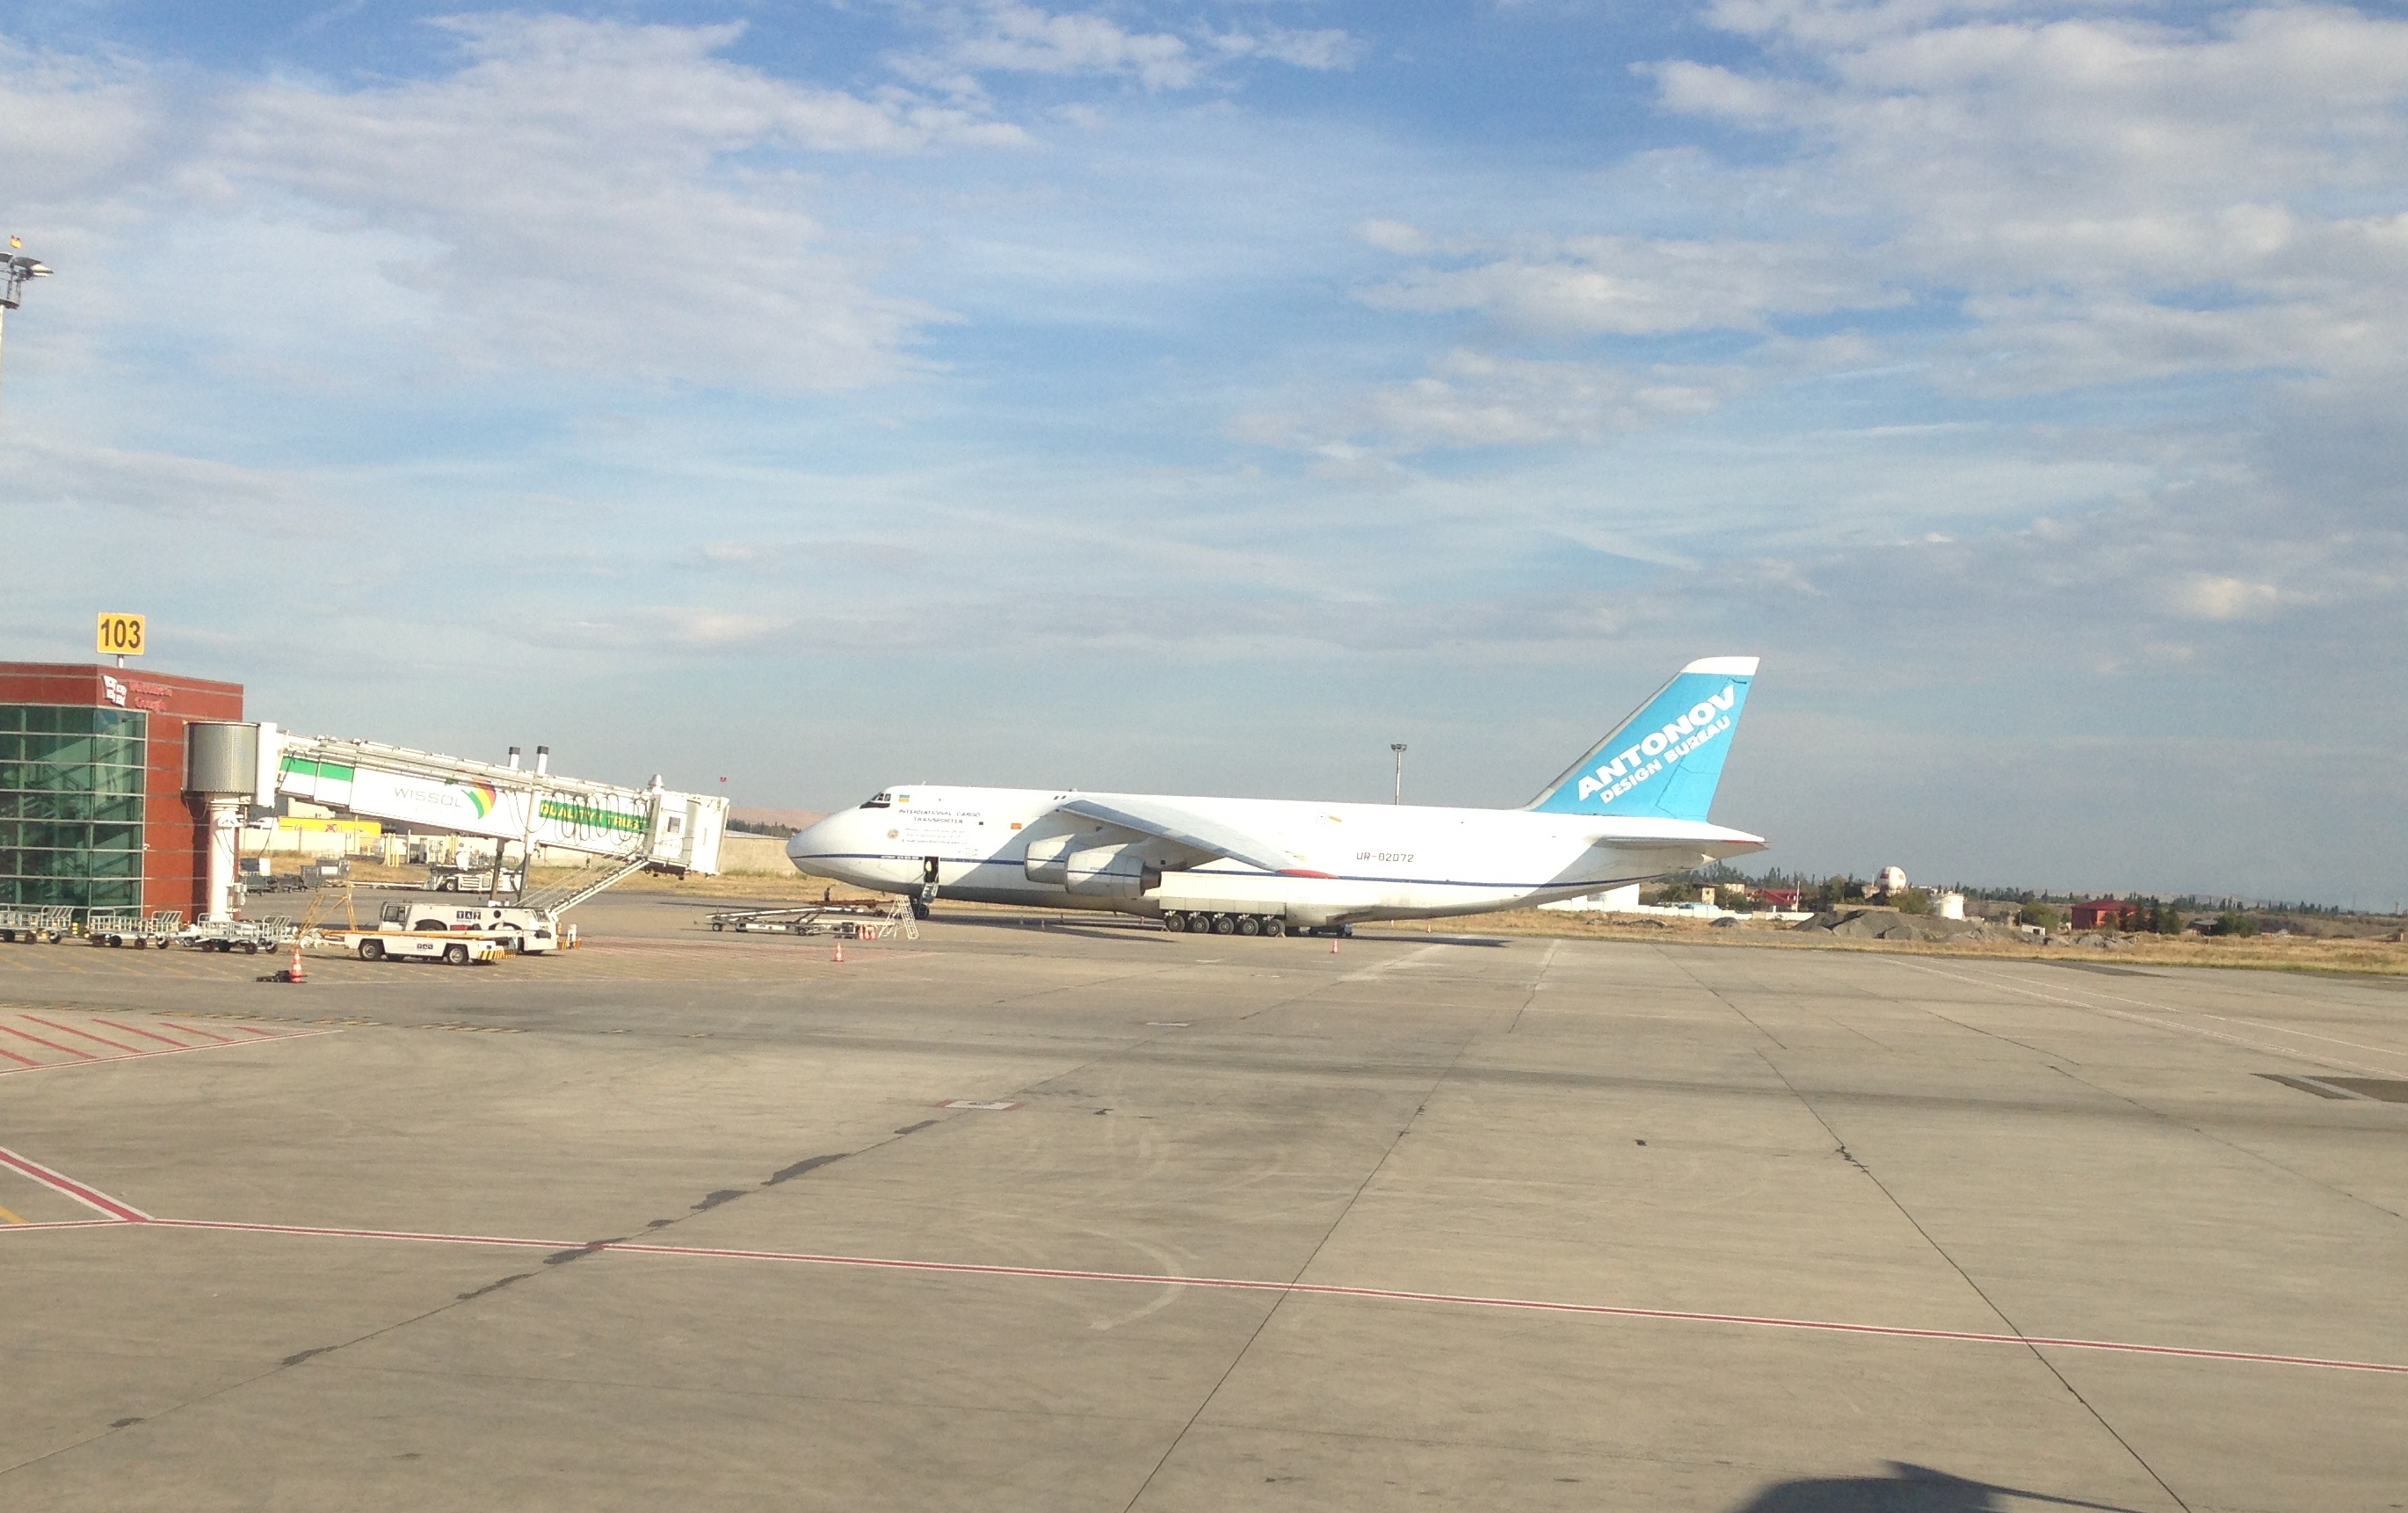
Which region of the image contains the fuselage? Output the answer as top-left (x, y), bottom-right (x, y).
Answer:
top-left (787, 785), bottom-right (1765, 928)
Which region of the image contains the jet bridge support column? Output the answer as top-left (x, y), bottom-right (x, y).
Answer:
top-left (186, 722), bottom-right (270, 923)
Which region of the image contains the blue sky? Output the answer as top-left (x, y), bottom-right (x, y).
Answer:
top-left (3, 1), bottom-right (2404, 904)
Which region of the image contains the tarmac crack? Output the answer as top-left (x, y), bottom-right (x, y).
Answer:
top-left (1112, 1003), bottom-right (1483, 1513)
top-left (1755, 1053), bottom-right (2197, 1513)
top-left (2043, 1063), bottom-right (2407, 1226)
top-left (1503, 940), bottom-right (1563, 1034)
top-left (1662, 949), bottom-right (1790, 1050)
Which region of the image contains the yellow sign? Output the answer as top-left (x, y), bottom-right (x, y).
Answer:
top-left (95, 613), bottom-right (146, 657)
top-left (273, 817), bottom-right (382, 836)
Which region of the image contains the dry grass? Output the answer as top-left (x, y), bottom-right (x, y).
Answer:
top-left (1448, 909), bottom-right (2408, 976)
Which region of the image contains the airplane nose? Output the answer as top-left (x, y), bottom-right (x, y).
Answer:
top-left (787, 814), bottom-right (839, 865)
top-left (787, 810), bottom-right (868, 880)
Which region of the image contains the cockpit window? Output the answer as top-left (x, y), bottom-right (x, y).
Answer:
top-left (859, 792), bottom-right (892, 809)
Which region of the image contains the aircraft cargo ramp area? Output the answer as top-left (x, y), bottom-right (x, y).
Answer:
top-left (2, 894), bottom-right (2404, 1512)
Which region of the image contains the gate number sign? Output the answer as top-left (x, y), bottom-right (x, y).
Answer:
top-left (96, 613), bottom-right (147, 656)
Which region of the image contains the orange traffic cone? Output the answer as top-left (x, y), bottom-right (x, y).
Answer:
top-left (1330, 937), bottom-right (1340, 955)
top-left (832, 938), bottom-right (845, 963)
top-left (286, 946), bottom-right (307, 983)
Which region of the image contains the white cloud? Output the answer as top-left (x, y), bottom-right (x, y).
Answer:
top-left (1651, 4), bottom-right (2408, 392)
top-left (0, 17), bottom-right (1036, 395)
top-left (1209, 26), bottom-right (1363, 71)
top-left (0, 39), bottom-right (168, 212)
top-left (1318, 4), bottom-right (2408, 462)
top-left (0, 434), bottom-right (336, 525)
top-left (894, 4), bottom-right (1360, 93)
top-left (1357, 231), bottom-right (1899, 336)
top-left (195, 15), bottom-right (1030, 391)
top-left (910, 3), bottom-right (1200, 91)
top-left (2170, 574), bottom-right (2281, 622)
top-left (1236, 348), bottom-right (1744, 455)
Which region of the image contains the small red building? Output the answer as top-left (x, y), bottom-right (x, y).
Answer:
top-left (2070, 899), bottom-right (2143, 930)
top-left (1758, 888), bottom-right (1802, 909)
top-left (1, 662), bottom-right (245, 921)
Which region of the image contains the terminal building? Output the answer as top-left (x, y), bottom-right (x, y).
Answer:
top-left (0, 662), bottom-right (245, 921)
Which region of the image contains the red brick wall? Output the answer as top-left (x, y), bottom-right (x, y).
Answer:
top-left (0, 662), bottom-right (246, 919)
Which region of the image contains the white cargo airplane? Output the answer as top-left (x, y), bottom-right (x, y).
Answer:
top-left (787, 657), bottom-right (1765, 937)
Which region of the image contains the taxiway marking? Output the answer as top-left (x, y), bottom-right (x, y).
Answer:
top-left (0, 1146), bottom-right (153, 1221)
top-left (1, 1155), bottom-right (2393, 1378)
top-left (1882, 959), bottom-right (2408, 1078)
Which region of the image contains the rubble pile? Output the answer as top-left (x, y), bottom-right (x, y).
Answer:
top-left (1791, 909), bottom-right (2005, 944)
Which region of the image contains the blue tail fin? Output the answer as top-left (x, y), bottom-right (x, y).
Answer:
top-left (1526, 657), bottom-right (1758, 822)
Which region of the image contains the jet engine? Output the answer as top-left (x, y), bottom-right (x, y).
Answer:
top-left (1063, 844), bottom-right (1158, 897)
top-left (1023, 834), bottom-right (1076, 885)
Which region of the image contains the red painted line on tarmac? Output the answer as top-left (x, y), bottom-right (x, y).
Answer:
top-left (0, 1147), bottom-right (151, 1222)
top-left (149, 1219), bottom-right (575, 1250)
top-left (0, 1021), bottom-right (96, 1059)
top-left (20, 1013), bottom-right (140, 1053)
top-left (159, 1021), bottom-right (231, 1043)
top-left (91, 1017), bottom-right (190, 1047)
top-left (83, 1216), bottom-right (2407, 1377)
top-left (0, 1044), bottom-right (38, 1068)
top-left (0, 1026), bottom-right (340, 1078)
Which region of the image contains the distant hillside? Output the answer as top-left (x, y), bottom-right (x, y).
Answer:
top-left (728, 807), bottom-right (827, 836)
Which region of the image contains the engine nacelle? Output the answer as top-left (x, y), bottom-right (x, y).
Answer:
top-left (1023, 834), bottom-right (1076, 885)
top-left (1063, 844), bottom-right (1158, 898)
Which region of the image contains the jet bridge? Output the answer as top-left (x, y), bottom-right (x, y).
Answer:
top-left (186, 721), bottom-right (725, 921)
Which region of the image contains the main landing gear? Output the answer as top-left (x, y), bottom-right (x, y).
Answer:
top-left (1160, 911), bottom-right (1287, 938)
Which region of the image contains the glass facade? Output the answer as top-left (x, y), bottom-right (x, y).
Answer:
top-left (0, 705), bottom-right (148, 913)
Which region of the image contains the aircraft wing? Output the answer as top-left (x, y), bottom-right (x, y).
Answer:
top-left (1055, 796), bottom-right (1323, 876)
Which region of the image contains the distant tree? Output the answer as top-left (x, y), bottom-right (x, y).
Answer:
top-left (726, 819), bottom-right (796, 837)
top-left (1896, 888), bottom-right (1932, 916)
top-left (2153, 901), bottom-right (2182, 935)
top-left (2018, 901), bottom-right (2059, 930)
top-left (2213, 909), bottom-right (2259, 937)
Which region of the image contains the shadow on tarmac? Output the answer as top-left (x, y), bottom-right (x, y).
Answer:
top-left (932, 913), bottom-right (1515, 949)
top-left (1726, 1463), bottom-right (2147, 1513)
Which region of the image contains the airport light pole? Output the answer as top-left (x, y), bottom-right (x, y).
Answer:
top-left (1, 237), bottom-right (54, 425)
top-left (1391, 743), bottom-right (1407, 805)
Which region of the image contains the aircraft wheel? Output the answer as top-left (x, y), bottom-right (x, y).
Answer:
top-left (1264, 918), bottom-right (1285, 937)
top-left (1212, 914), bottom-right (1236, 936)
top-left (1236, 916), bottom-right (1260, 937)
top-left (1161, 912), bottom-right (1184, 933)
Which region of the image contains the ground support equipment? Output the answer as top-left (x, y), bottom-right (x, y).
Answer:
top-left (175, 917), bottom-right (299, 955)
top-left (707, 898), bottom-right (919, 942)
top-left (0, 906), bottom-right (74, 944)
top-left (84, 910), bottom-right (148, 947)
